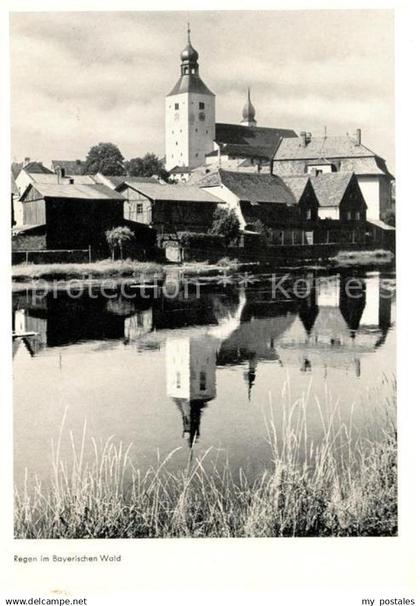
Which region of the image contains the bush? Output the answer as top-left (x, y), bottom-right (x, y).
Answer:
top-left (209, 207), bottom-right (241, 245)
top-left (176, 231), bottom-right (224, 249)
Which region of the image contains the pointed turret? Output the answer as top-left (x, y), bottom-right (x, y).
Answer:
top-left (241, 87), bottom-right (257, 127)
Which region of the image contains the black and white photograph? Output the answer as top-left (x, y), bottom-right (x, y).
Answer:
top-left (1, 4), bottom-right (417, 605)
top-left (10, 9), bottom-right (397, 540)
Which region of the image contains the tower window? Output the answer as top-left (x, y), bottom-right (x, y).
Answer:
top-left (176, 372), bottom-right (181, 389)
top-left (199, 372), bottom-right (206, 391)
top-left (176, 141), bottom-right (178, 146)
top-left (174, 103), bottom-right (179, 110)
top-left (199, 102), bottom-right (205, 110)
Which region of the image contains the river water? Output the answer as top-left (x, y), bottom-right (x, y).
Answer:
top-left (13, 268), bottom-right (396, 488)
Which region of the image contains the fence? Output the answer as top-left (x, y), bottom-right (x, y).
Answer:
top-left (12, 247), bottom-right (92, 265)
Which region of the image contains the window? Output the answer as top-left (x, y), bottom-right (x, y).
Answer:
top-left (355, 211), bottom-right (361, 220)
top-left (174, 103), bottom-right (179, 110)
top-left (199, 102), bottom-right (205, 109)
top-left (306, 209), bottom-right (311, 220)
top-left (347, 211), bottom-right (352, 220)
top-left (136, 203), bottom-right (143, 214)
top-left (199, 371), bottom-right (207, 391)
top-left (176, 372), bottom-right (181, 389)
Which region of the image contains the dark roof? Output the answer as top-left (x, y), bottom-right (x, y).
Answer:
top-left (51, 160), bottom-right (86, 175)
top-left (11, 162), bottom-right (23, 179)
top-left (169, 166), bottom-right (191, 175)
top-left (274, 135), bottom-right (394, 177)
top-left (309, 173), bottom-right (354, 207)
top-left (23, 183), bottom-right (124, 201)
top-left (202, 169), bottom-right (296, 205)
top-left (281, 176), bottom-right (312, 203)
top-left (167, 73), bottom-right (215, 97)
top-left (23, 162), bottom-right (54, 175)
top-left (11, 174), bottom-right (19, 196)
top-left (104, 175), bottom-right (159, 187)
top-left (215, 123), bottom-right (297, 160)
top-left (120, 182), bottom-right (221, 203)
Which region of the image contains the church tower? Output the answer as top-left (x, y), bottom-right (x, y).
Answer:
top-left (165, 26), bottom-right (216, 171)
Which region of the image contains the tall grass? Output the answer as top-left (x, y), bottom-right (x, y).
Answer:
top-left (12, 259), bottom-right (165, 282)
top-left (14, 387), bottom-right (397, 539)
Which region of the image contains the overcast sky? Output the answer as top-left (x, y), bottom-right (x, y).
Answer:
top-left (10, 10), bottom-right (394, 170)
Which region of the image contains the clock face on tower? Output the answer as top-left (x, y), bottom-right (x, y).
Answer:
top-left (199, 112), bottom-right (206, 121)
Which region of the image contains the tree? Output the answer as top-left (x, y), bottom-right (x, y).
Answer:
top-left (105, 226), bottom-right (135, 261)
top-left (209, 207), bottom-right (241, 245)
top-left (251, 219), bottom-right (270, 245)
top-left (126, 153), bottom-right (169, 182)
top-left (85, 142), bottom-right (125, 176)
top-left (382, 208), bottom-right (396, 227)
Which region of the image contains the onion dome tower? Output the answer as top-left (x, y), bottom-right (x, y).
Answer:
top-left (241, 87), bottom-right (257, 127)
top-left (165, 24), bottom-right (216, 172)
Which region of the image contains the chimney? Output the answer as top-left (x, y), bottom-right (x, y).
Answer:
top-left (300, 131), bottom-right (312, 147)
top-left (354, 128), bottom-right (361, 146)
top-left (55, 167), bottom-right (65, 183)
top-left (24, 157), bottom-right (30, 167)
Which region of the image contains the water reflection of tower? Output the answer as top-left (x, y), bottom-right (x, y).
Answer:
top-left (166, 336), bottom-right (217, 448)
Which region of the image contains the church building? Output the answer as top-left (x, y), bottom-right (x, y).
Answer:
top-left (165, 26), bottom-right (216, 172)
top-left (165, 27), bottom-right (297, 177)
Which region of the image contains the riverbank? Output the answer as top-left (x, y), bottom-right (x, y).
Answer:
top-left (331, 249), bottom-right (394, 267)
top-left (15, 386), bottom-right (397, 539)
top-left (11, 258), bottom-right (247, 291)
top-left (11, 249), bottom-right (394, 291)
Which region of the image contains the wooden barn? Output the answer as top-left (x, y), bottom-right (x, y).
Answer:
top-left (17, 182), bottom-right (126, 251)
top-left (116, 181), bottom-right (222, 234)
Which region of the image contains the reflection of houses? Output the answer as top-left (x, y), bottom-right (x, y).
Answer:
top-left (166, 336), bottom-right (217, 447)
top-left (124, 309), bottom-right (154, 342)
top-left (217, 292), bottom-right (298, 399)
top-left (12, 293), bottom-right (134, 350)
top-left (274, 274), bottom-right (392, 374)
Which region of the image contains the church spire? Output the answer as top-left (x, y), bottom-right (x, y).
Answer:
top-left (180, 22), bottom-right (199, 75)
top-left (241, 87), bottom-right (257, 127)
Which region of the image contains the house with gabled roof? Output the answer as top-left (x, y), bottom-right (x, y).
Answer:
top-left (15, 182), bottom-right (126, 251)
top-left (116, 180), bottom-right (222, 234)
top-left (308, 172), bottom-right (367, 222)
top-left (199, 169), bottom-right (317, 245)
top-left (14, 160), bottom-right (56, 198)
top-left (51, 159), bottom-right (87, 176)
top-left (272, 130), bottom-right (394, 221)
